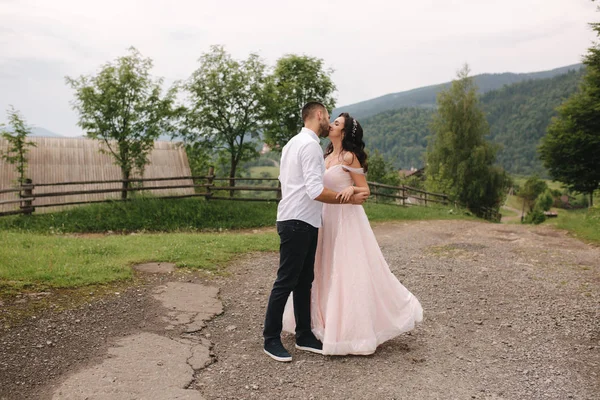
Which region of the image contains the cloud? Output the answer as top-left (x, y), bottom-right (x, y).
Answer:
top-left (0, 0), bottom-right (596, 136)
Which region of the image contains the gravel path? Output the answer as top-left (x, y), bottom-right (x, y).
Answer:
top-left (1, 220), bottom-right (598, 400)
top-left (195, 220), bottom-right (599, 400)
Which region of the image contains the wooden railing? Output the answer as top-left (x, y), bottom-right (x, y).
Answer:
top-left (0, 169), bottom-right (501, 221)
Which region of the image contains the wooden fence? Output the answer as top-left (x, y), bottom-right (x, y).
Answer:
top-left (0, 168), bottom-right (501, 222)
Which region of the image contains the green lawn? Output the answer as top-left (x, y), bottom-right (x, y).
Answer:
top-left (546, 207), bottom-right (600, 244)
top-left (249, 166), bottom-right (279, 177)
top-left (0, 231), bottom-right (279, 293)
top-left (500, 206), bottom-right (519, 218)
top-left (0, 199), bottom-right (476, 293)
top-left (504, 194), bottom-right (525, 211)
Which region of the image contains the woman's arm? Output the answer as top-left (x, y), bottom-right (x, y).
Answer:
top-left (336, 152), bottom-right (371, 202)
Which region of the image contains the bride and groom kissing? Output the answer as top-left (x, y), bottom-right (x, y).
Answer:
top-left (263, 102), bottom-right (423, 362)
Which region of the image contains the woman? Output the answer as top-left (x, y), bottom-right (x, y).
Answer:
top-left (283, 112), bottom-right (423, 356)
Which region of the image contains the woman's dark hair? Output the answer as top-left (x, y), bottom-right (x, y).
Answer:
top-left (324, 112), bottom-right (368, 172)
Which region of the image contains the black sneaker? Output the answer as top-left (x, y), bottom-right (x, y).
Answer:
top-left (295, 334), bottom-right (323, 355)
top-left (264, 339), bottom-right (292, 362)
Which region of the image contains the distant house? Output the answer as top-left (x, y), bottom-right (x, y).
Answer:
top-left (399, 167), bottom-right (425, 179)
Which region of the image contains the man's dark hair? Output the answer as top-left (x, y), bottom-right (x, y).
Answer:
top-left (301, 101), bottom-right (326, 122)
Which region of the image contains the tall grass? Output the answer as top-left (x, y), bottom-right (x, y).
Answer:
top-left (0, 198), bottom-right (474, 234)
top-left (0, 198), bottom-right (278, 233)
top-left (547, 207), bottom-right (600, 244)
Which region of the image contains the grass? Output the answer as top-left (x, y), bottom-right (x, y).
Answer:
top-left (249, 166), bottom-right (279, 177)
top-left (512, 176), bottom-right (564, 191)
top-left (546, 207), bottom-right (600, 244)
top-left (0, 199), bottom-right (477, 293)
top-left (364, 203), bottom-right (476, 222)
top-left (504, 194), bottom-right (525, 211)
top-left (0, 198), bottom-right (279, 233)
top-left (0, 230), bottom-right (279, 293)
top-left (500, 206), bottom-right (519, 218)
top-left (0, 198), bottom-right (475, 234)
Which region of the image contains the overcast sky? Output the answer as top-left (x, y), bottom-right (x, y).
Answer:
top-left (0, 0), bottom-right (596, 136)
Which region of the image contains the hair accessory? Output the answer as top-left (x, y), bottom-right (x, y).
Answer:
top-left (352, 119), bottom-right (358, 137)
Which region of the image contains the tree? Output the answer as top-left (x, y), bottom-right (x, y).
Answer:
top-left (66, 47), bottom-right (177, 199)
top-left (519, 175), bottom-right (549, 215)
top-left (539, 19), bottom-right (600, 206)
top-left (0, 106), bottom-right (36, 185)
top-left (425, 65), bottom-right (508, 216)
top-left (263, 54), bottom-right (336, 149)
top-left (183, 46), bottom-right (267, 195)
top-left (524, 189), bottom-right (554, 224)
top-left (367, 150), bottom-right (400, 186)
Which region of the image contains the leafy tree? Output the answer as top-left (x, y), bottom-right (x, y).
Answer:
top-left (66, 47), bottom-right (177, 199)
top-left (263, 55), bottom-right (336, 149)
top-left (520, 175), bottom-right (549, 212)
top-left (367, 150), bottom-right (400, 186)
top-left (425, 65), bottom-right (508, 216)
top-left (358, 69), bottom-right (584, 175)
top-left (182, 46), bottom-right (267, 194)
top-left (539, 19), bottom-right (600, 206)
top-left (0, 106), bottom-right (36, 185)
top-left (524, 189), bottom-right (554, 224)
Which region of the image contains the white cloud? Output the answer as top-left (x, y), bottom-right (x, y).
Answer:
top-left (0, 0), bottom-right (596, 136)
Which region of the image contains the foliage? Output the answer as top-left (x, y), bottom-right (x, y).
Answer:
top-left (182, 46), bottom-right (267, 193)
top-left (520, 175), bottom-right (549, 211)
top-left (539, 23), bottom-right (600, 207)
top-left (367, 150), bottom-right (400, 186)
top-left (361, 108), bottom-right (432, 170)
top-left (536, 190), bottom-right (555, 212)
top-left (66, 47), bottom-right (177, 199)
top-left (359, 69), bottom-right (584, 175)
top-left (185, 142), bottom-right (213, 178)
top-left (263, 55), bottom-right (336, 149)
top-left (0, 107), bottom-right (36, 185)
top-left (425, 65), bottom-right (508, 215)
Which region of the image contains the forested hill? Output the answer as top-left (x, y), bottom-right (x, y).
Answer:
top-left (336, 64), bottom-right (583, 120)
top-left (360, 68), bottom-right (585, 176)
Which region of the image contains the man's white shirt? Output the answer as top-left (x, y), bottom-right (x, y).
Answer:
top-left (276, 128), bottom-right (325, 228)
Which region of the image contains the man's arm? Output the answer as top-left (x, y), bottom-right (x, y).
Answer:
top-left (299, 143), bottom-right (368, 205)
top-left (315, 189), bottom-right (368, 204)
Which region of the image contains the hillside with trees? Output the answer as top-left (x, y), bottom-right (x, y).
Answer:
top-left (335, 64), bottom-right (582, 119)
top-left (360, 68), bottom-right (585, 175)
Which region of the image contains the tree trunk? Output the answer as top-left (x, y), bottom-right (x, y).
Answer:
top-left (590, 192), bottom-right (594, 208)
top-left (121, 168), bottom-right (130, 200)
top-left (229, 153), bottom-right (237, 198)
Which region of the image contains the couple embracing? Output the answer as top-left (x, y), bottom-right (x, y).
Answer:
top-left (263, 102), bottom-right (423, 362)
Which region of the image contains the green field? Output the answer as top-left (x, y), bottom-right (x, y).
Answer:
top-left (546, 207), bottom-right (600, 244)
top-left (249, 166), bottom-right (279, 177)
top-left (0, 199), bottom-right (475, 293)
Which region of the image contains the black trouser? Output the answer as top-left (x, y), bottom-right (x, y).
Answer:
top-left (263, 219), bottom-right (319, 343)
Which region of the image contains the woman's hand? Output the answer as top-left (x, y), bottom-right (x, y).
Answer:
top-left (336, 186), bottom-right (355, 203)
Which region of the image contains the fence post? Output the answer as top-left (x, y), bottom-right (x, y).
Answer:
top-left (424, 192), bottom-right (428, 207)
top-left (277, 181), bottom-right (282, 201)
top-left (401, 186), bottom-right (406, 206)
top-left (373, 184), bottom-right (378, 203)
top-left (20, 179), bottom-right (34, 215)
top-left (206, 166), bottom-right (215, 200)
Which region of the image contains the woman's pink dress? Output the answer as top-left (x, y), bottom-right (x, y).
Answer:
top-left (283, 164), bottom-right (423, 355)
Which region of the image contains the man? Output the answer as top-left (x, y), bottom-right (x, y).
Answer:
top-left (263, 102), bottom-right (368, 362)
